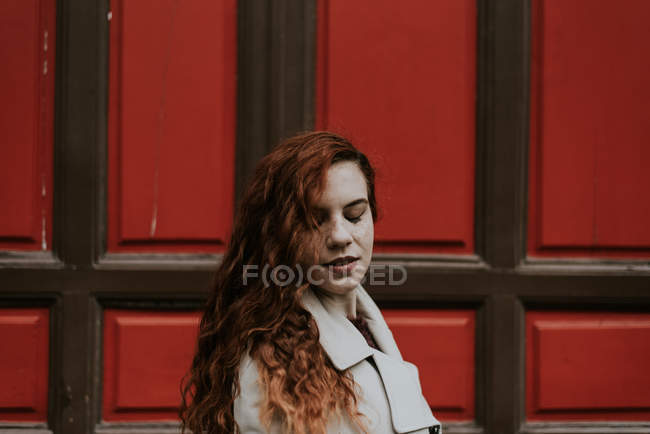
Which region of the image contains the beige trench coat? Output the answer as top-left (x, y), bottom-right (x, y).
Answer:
top-left (234, 285), bottom-right (442, 433)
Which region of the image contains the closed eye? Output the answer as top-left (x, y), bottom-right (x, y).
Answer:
top-left (346, 208), bottom-right (365, 223)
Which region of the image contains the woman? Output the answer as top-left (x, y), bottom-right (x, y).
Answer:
top-left (180, 131), bottom-right (441, 434)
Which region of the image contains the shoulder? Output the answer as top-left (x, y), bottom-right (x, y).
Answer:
top-left (234, 353), bottom-right (268, 433)
top-left (237, 352), bottom-right (260, 397)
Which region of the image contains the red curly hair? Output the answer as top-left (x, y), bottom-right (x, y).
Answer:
top-left (180, 131), bottom-right (378, 434)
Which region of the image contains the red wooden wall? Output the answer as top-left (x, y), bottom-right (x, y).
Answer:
top-left (528, 0), bottom-right (650, 258)
top-left (0, 308), bottom-right (49, 422)
top-left (3, 0), bottom-right (649, 431)
top-left (102, 310), bottom-right (200, 421)
top-left (0, 0), bottom-right (55, 251)
top-left (107, 0), bottom-right (237, 253)
top-left (385, 310), bottom-right (475, 421)
top-left (100, 309), bottom-right (475, 422)
top-left (526, 311), bottom-right (650, 421)
top-left (525, 0), bottom-right (650, 424)
top-left (316, 0), bottom-right (477, 254)
top-left (314, 2), bottom-right (479, 421)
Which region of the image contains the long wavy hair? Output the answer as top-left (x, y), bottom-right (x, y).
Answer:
top-left (180, 131), bottom-right (378, 434)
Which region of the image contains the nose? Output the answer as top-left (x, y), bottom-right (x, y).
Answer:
top-left (326, 217), bottom-right (353, 249)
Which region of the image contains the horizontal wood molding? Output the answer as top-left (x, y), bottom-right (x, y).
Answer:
top-left (0, 424), bottom-right (52, 434)
top-left (520, 421), bottom-right (650, 434)
top-left (1, 268), bottom-right (649, 299)
top-left (94, 422), bottom-right (179, 434)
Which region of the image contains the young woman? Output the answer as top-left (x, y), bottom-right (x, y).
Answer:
top-left (180, 131), bottom-right (441, 434)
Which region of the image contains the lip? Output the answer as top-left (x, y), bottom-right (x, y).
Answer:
top-left (322, 255), bottom-right (359, 266)
top-left (322, 256), bottom-right (359, 275)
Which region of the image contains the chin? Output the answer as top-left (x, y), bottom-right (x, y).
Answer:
top-left (319, 275), bottom-right (363, 295)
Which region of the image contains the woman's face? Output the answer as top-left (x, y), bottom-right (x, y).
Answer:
top-left (305, 161), bottom-right (374, 296)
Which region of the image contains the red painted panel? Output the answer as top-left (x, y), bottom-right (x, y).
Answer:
top-left (383, 310), bottom-right (475, 421)
top-left (107, 0), bottom-right (236, 252)
top-left (526, 311), bottom-right (650, 421)
top-left (103, 310), bottom-right (200, 421)
top-left (316, 0), bottom-right (476, 254)
top-left (528, 0), bottom-right (650, 258)
top-left (0, 0), bottom-right (55, 251)
top-left (0, 308), bottom-right (49, 422)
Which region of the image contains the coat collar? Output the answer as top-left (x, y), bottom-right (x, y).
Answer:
top-left (300, 285), bottom-right (402, 370)
top-left (300, 285), bottom-right (373, 370)
top-left (301, 285), bottom-right (440, 433)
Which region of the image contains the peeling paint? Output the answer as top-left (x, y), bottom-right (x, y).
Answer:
top-left (149, 203), bottom-right (158, 237)
top-left (41, 215), bottom-right (47, 251)
top-left (41, 178), bottom-right (47, 250)
top-left (107, 11), bottom-right (112, 21)
top-left (44, 30), bottom-right (48, 52)
top-left (149, 1), bottom-right (179, 239)
top-left (43, 59), bottom-right (47, 75)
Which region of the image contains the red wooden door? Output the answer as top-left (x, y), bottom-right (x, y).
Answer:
top-left (1, 1), bottom-right (648, 434)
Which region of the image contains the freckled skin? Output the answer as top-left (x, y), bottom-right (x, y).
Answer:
top-left (306, 161), bottom-right (374, 299)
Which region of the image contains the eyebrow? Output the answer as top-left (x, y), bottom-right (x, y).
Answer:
top-left (343, 198), bottom-right (368, 209)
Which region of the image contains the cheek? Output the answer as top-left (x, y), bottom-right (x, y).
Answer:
top-left (356, 220), bottom-right (374, 255)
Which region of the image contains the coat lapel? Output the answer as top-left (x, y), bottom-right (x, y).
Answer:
top-left (300, 287), bottom-right (372, 370)
top-left (371, 350), bottom-right (439, 433)
top-left (301, 285), bottom-right (441, 434)
top-left (355, 285), bottom-right (403, 359)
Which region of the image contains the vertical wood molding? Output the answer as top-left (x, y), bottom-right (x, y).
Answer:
top-left (235, 0), bottom-right (317, 206)
top-left (52, 0), bottom-right (108, 432)
top-left (57, 292), bottom-right (93, 434)
top-left (56, 0), bottom-right (107, 268)
top-left (485, 294), bottom-right (524, 434)
top-left (481, 0), bottom-right (530, 269)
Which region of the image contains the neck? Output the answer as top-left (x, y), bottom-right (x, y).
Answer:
top-left (313, 287), bottom-right (357, 318)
